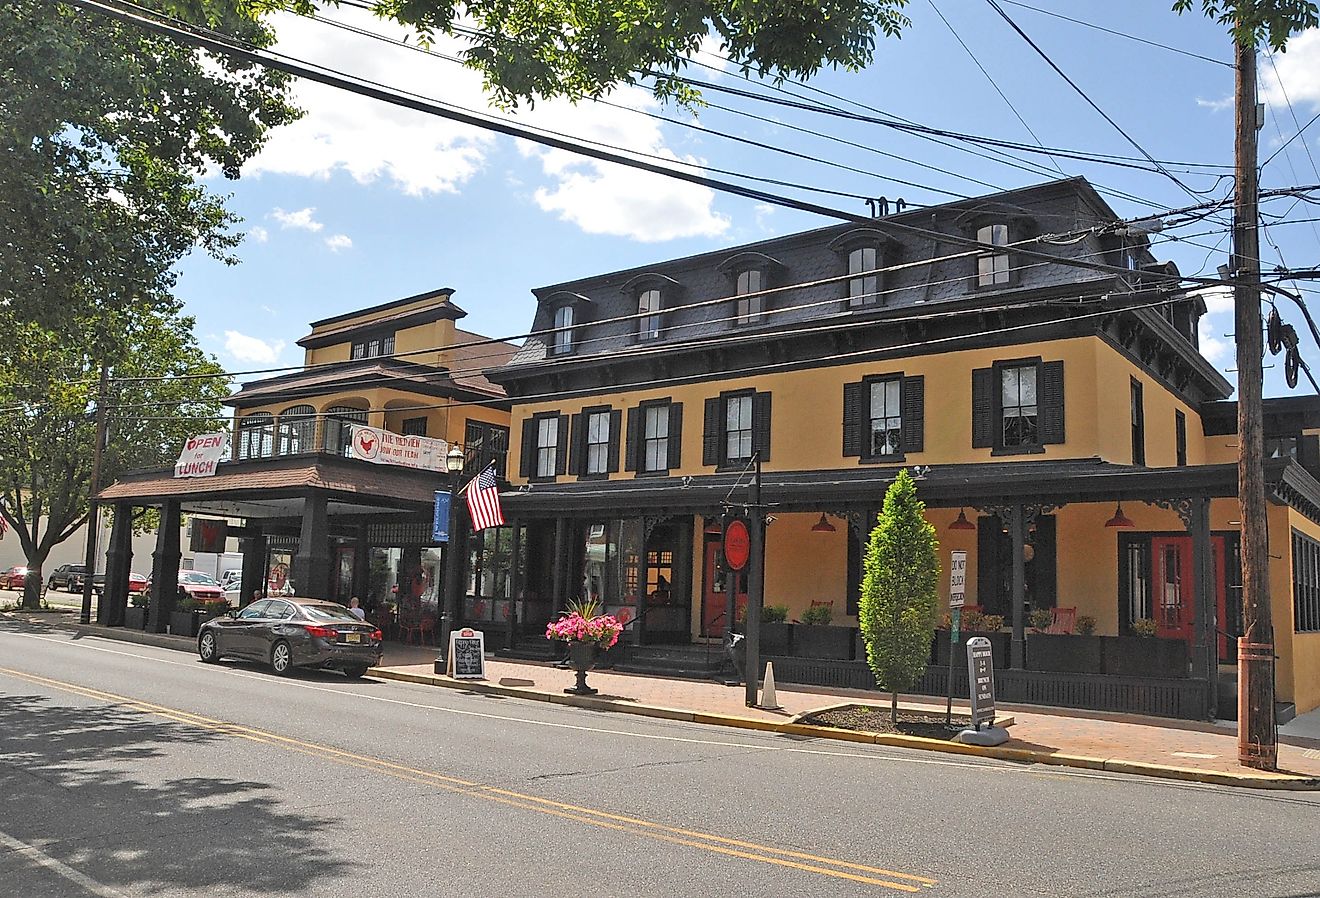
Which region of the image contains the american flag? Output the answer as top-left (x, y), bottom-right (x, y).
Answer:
top-left (464, 463), bottom-right (505, 531)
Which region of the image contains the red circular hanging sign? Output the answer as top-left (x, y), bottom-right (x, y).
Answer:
top-left (723, 518), bottom-right (751, 571)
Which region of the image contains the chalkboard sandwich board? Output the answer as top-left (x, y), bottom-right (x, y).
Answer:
top-left (447, 628), bottom-right (487, 679)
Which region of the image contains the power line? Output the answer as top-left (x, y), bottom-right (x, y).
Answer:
top-left (997, 0), bottom-right (1233, 68)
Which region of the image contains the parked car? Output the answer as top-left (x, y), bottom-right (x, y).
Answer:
top-left (219, 569), bottom-right (242, 589)
top-left (1, 566), bottom-right (30, 590)
top-left (143, 570), bottom-right (225, 602)
top-left (47, 564), bottom-right (87, 592)
top-left (197, 598), bottom-right (383, 678)
top-left (90, 572), bottom-right (149, 596)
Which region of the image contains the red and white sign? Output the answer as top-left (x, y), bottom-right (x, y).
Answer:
top-left (723, 518), bottom-right (751, 571)
top-left (173, 432), bottom-right (228, 478)
top-left (350, 424), bottom-right (449, 472)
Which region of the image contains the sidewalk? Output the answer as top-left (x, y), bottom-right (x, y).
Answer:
top-left (11, 615), bottom-right (1320, 790)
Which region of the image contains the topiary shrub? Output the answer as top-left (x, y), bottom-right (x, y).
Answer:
top-left (1075, 615), bottom-right (1096, 635)
top-left (763, 604), bottom-right (788, 624)
top-left (1029, 607), bottom-right (1054, 632)
top-left (800, 604), bottom-right (833, 626)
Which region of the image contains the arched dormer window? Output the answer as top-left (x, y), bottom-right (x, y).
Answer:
top-left (954, 205), bottom-right (1037, 291)
top-left (976, 223), bottom-right (1010, 287)
top-left (277, 405), bottom-right (316, 456)
top-left (237, 413), bottom-right (274, 460)
top-left (621, 273), bottom-right (682, 342)
top-left (553, 304), bottom-right (574, 354)
top-left (828, 228), bottom-right (894, 309)
top-left (540, 291), bottom-right (592, 356)
top-left (717, 252), bottom-right (784, 327)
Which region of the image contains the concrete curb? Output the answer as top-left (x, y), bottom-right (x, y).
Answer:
top-left (11, 618), bottom-right (1318, 791)
top-left (368, 667), bottom-right (1320, 791)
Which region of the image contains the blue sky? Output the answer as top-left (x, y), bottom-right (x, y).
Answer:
top-left (176, 1), bottom-right (1320, 397)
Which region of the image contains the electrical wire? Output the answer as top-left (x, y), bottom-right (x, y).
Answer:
top-left (997, 0), bottom-right (1233, 68)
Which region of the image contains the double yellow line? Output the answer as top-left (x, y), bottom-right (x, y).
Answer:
top-left (0, 667), bottom-right (937, 892)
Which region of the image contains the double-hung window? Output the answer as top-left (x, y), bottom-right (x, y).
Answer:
top-left (351, 332), bottom-right (396, 360)
top-left (552, 305), bottom-right (574, 355)
top-left (637, 289), bottom-right (662, 341)
top-left (976, 223), bottom-right (1011, 288)
top-left (725, 395), bottom-right (753, 463)
top-left (869, 378), bottom-right (902, 457)
top-left (585, 411), bottom-right (610, 475)
top-left (643, 405), bottom-right (669, 473)
top-left (735, 270), bottom-right (764, 325)
top-left (1000, 363), bottom-right (1038, 447)
top-left (848, 245), bottom-right (880, 307)
top-left (536, 416), bottom-right (559, 477)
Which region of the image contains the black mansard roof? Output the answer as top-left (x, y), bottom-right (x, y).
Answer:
top-left (489, 178), bottom-right (1230, 404)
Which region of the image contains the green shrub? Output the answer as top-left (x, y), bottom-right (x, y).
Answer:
top-left (1131, 618), bottom-right (1158, 637)
top-left (763, 604), bottom-right (788, 624)
top-left (1075, 615), bottom-right (1096, 635)
top-left (1028, 607), bottom-right (1054, 632)
top-left (800, 604), bottom-right (833, 626)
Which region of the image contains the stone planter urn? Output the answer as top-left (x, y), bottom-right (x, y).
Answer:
top-left (565, 642), bottom-right (600, 695)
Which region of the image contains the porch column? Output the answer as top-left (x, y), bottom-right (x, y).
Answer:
top-left (1190, 497), bottom-right (1217, 715)
top-left (551, 516), bottom-right (567, 612)
top-left (352, 523), bottom-right (370, 601)
top-left (292, 493), bottom-right (331, 597)
top-left (1010, 504), bottom-right (1027, 669)
top-left (238, 531), bottom-right (266, 606)
top-left (101, 502), bottom-right (133, 626)
top-left (147, 500), bottom-right (181, 634)
top-left (506, 518), bottom-right (522, 650)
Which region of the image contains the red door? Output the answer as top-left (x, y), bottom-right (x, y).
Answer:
top-left (701, 538), bottom-right (747, 638)
top-left (1151, 537), bottom-right (1194, 640)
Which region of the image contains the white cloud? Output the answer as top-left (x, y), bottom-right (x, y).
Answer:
top-left (247, 225), bottom-right (269, 243)
top-left (270, 207), bottom-right (323, 232)
top-left (517, 87), bottom-right (729, 241)
top-left (224, 330), bottom-right (287, 365)
top-left (1195, 95), bottom-right (1233, 112)
top-left (1261, 30), bottom-right (1320, 108)
top-left (244, 10), bottom-right (494, 196)
top-left (324, 233), bottom-right (353, 252)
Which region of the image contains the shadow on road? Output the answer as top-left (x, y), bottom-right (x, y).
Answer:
top-left (0, 693), bottom-right (360, 894)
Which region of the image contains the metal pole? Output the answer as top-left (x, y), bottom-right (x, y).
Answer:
top-left (437, 471), bottom-right (462, 669)
top-left (80, 365), bottom-right (109, 625)
top-left (1232, 36), bottom-right (1277, 769)
top-left (744, 456), bottom-right (764, 707)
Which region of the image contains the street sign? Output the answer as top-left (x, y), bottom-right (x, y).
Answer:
top-left (723, 517), bottom-right (750, 571)
top-left (950, 607), bottom-right (961, 644)
top-left (432, 491), bottom-right (452, 543)
top-left (949, 550), bottom-right (967, 609)
top-left (448, 628), bottom-right (486, 679)
top-left (967, 636), bottom-right (996, 729)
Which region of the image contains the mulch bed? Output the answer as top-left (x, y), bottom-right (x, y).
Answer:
top-left (801, 704), bottom-right (972, 740)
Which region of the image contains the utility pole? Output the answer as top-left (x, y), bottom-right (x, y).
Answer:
top-left (743, 456), bottom-right (764, 708)
top-left (80, 365), bottom-right (110, 626)
top-left (1232, 36), bottom-right (1277, 770)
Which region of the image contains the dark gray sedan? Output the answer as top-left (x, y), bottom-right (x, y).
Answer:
top-left (197, 598), bottom-right (383, 678)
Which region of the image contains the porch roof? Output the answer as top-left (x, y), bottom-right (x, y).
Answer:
top-left (97, 452), bottom-right (444, 519)
top-left (501, 457), bottom-right (1320, 520)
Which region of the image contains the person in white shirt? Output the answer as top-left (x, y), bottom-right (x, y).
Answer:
top-left (348, 596), bottom-right (366, 620)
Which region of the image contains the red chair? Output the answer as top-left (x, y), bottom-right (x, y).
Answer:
top-left (419, 615), bottom-right (436, 646)
top-left (1046, 607), bottom-right (1077, 635)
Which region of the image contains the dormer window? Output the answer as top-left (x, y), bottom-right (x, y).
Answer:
top-left (829, 228), bottom-right (891, 309)
top-left (351, 331), bottom-right (396, 360)
top-left (638, 289), bottom-right (661, 340)
top-left (848, 246), bottom-right (880, 307)
top-left (976, 223), bottom-right (1011, 288)
top-left (735, 269), bottom-right (764, 325)
top-left (552, 304), bottom-right (574, 355)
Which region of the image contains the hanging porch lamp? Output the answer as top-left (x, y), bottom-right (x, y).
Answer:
top-left (948, 508), bottom-right (976, 531)
top-left (810, 513), bottom-right (837, 533)
top-left (1104, 501), bottom-right (1136, 528)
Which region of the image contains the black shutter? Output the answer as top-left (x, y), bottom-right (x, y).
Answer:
top-left (569, 413), bottom-right (585, 475)
top-left (971, 367), bottom-right (995, 448)
top-left (753, 391), bottom-right (772, 462)
top-left (624, 406), bottom-right (640, 472)
top-left (555, 414), bottom-right (569, 476)
top-left (977, 516), bottom-right (1002, 618)
top-left (702, 398), bottom-right (720, 466)
top-left (667, 402), bottom-right (683, 470)
top-left (1040, 360), bottom-right (1065, 444)
top-left (1031, 514), bottom-right (1057, 609)
top-left (901, 375), bottom-right (924, 454)
top-left (519, 418), bottom-right (536, 478)
top-left (842, 381), bottom-right (865, 457)
top-left (607, 409), bottom-right (622, 473)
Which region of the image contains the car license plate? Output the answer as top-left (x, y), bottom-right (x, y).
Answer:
top-left (343, 632), bottom-right (361, 644)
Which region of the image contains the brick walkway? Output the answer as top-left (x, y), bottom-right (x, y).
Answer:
top-left (376, 645), bottom-right (1320, 783)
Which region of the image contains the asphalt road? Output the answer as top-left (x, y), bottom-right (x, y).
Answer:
top-left (1, 619), bottom-right (1318, 898)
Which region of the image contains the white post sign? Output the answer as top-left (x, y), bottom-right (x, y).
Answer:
top-left (949, 549), bottom-right (968, 609)
top-left (173, 432), bottom-right (228, 478)
top-left (349, 424), bottom-right (449, 472)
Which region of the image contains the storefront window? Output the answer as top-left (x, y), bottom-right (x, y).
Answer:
top-left (580, 520), bottom-right (641, 628)
top-left (464, 526), bottom-right (525, 623)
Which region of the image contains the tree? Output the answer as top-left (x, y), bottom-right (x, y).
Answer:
top-left (255, 0), bottom-right (910, 108)
top-left (1171, 1), bottom-right (1318, 51)
top-left (859, 469), bottom-right (940, 724)
top-left (0, 1), bottom-right (298, 609)
top-left (0, 305), bottom-right (231, 610)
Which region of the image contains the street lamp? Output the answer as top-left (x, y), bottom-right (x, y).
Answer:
top-left (436, 444), bottom-right (466, 673)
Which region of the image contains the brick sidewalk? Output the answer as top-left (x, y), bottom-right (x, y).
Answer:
top-left (376, 652), bottom-right (1320, 783)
